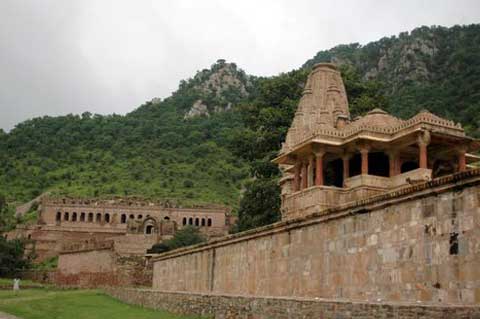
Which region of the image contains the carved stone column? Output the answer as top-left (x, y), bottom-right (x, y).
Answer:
top-left (457, 147), bottom-right (467, 172)
top-left (387, 150), bottom-right (398, 177)
top-left (417, 131), bottom-right (431, 169)
top-left (342, 153), bottom-right (351, 184)
top-left (314, 149), bottom-right (325, 186)
top-left (358, 145), bottom-right (370, 175)
top-left (308, 155), bottom-right (315, 187)
top-left (301, 161), bottom-right (308, 190)
top-left (294, 160), bottom-right (301, 191)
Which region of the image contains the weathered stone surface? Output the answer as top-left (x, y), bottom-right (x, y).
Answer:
top-left (105, 288), bottom-right (480, 319)
top-left (151, 170), bottom-right (480, 305)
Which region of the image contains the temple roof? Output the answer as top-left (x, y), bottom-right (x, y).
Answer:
top-left (275, 64), bottom-right (480, 164)
top-left (349, 108), bottom-right (402, 129)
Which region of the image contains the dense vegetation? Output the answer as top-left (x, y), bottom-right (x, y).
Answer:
top-left (0, 24), bottom-right (479, 233)
top-left (0, 237), bottom-right (31, 277)
top-left (148, 225), bottom-right (206, 253)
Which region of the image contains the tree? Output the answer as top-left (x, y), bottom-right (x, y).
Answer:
top-left (235, 179), bottom-right (281, 232)
top-left (0, 237), bottom-right (31, 277)
top-left (147, 226), bottom-right (206, 253)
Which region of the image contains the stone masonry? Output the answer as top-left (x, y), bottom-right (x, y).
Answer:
top-left (151, 170), bottom-right (480, 305)
top-left (105, 287), bottom-right (480, 319)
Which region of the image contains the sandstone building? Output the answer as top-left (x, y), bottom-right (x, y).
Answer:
top-left (7, 196), bottom-right (233, 262)
top-left (128, 64), bottom-right (480, 318)
top-left (274, 63), bottom-right (479, 219)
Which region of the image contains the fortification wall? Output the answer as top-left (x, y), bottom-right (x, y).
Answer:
top-left (152, 170), bottom-right (480, 305)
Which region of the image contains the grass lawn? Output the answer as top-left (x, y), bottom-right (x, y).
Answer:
top-left (0, 289), bottom-right (203, 319)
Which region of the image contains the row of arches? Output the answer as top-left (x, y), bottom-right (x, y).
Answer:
top-left (56, 211), bottom-right (171, 225)
top-left (56, 211), bottom-right (111, 223)
top-left (182, 217), bottom-right (213, 227)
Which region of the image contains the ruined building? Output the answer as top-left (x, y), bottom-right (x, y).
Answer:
top-left (7, 197), bottom-right (233, 262)
top-left (119, 63), bottom-right (480, 318)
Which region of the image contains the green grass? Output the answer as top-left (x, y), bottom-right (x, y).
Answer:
top-left (0, 289), bottom-right (203, 319)
top-left (0, 278), bottom-right (39, 286)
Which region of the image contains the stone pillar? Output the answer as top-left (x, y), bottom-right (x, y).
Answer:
top-left (301, 161), bottom-right (308, 190)
top-left (342, 154), bottom-right (350, 183)
top-left (417, 131), bottom-right (431, 169)
top-left (396, 157), bottom-right (402, 175)
top-left (308, 155), bottom-right (315, 187)
top-left (359, 146), bottom-right (370, 175)
top-left (458, 149), bottom-right (467, 172)
top-left (387, 150), bottom-right (398, 177)
top-left (314, 150), bottom-right (325, 186)
top-left (294, 161), bottom-right (301, 191)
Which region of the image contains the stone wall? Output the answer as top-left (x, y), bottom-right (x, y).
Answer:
top-left (152, 170), bottom-right (480, 305)
top-left (105, 287), bottom-right (480, 319)
top-left (56, 247), bottom-right (151, 287)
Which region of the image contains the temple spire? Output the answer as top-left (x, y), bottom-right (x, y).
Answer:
top-left (284, 63), bottom-right (349, 152)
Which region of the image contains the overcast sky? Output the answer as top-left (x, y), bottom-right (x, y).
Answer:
top-left (0, 0), bottom-right (479, 131)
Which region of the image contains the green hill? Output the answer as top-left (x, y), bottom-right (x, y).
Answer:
top-left (1, 24), bottom-right (480, 232)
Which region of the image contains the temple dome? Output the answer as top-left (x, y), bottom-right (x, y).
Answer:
top-left (349, 108), bottom-right (402, 129)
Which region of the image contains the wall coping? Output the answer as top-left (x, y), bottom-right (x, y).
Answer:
top-left (152, 168), bottom-right (480, 262)
top-left (105, 287), bottom-right (480, 309)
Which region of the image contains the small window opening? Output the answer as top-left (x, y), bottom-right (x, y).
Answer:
top-left (449, 233), bottom-right (459, 255)
top-left (146, 225), bottom-right (154, 235)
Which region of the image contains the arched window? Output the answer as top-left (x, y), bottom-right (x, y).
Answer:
top-left (129, 214), bottom-right (134, 220)
top-left (80, 212), bottom-right (85, 222)
top-left (64, 212), bottom-right (69, 221)
top-left (96, 213), bottom-right (101, 223)
top-left (182, 217), bottom-right (187, 225)
top-left (207, 218), bottom-right (212, 227)
top-left (195, 218), bottom-right (199, 226)
top-left (189, 217), bottom-right (193, 225)
top-left (88, 213), bottom-right (93, 222)
top-left (105, 213), bottom-right (110, 223)
top-left (138, 215), bottom-right (143, 220)
top-left (164, 216), bottom-right (170, 220)
top-left (121, 214), bottom-right (127, 224)
top-left (72, 212), bottom-right (77, 222)
top-left (201, 218), bottom-right (206, 227)
top-left (56, 212), bottom-right (61, 222)
top-left (145, 225), bottom-right (154, 235)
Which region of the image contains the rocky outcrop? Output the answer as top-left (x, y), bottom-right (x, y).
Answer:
top-left (183, 60), bottom-right (251, 119)
top-left (184, 100), bottom-right (209, 119)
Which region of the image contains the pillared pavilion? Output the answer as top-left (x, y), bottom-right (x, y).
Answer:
top-left (273, 63), bottom-right (480, 220)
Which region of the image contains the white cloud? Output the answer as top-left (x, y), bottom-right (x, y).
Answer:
top-left (0, 0), bottom-right (479, 130)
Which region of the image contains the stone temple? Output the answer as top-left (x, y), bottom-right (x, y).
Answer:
top-left (274, 63), bottom-right (479, 219)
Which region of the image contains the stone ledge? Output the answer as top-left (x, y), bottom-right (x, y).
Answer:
top-left (151, 169), bottom-right (480, 262)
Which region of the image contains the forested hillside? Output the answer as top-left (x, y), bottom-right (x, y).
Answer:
top-left (1, 24), bottom-right (479, 232)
